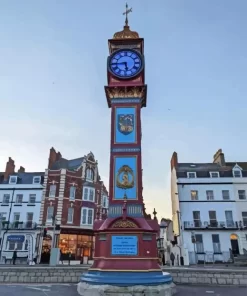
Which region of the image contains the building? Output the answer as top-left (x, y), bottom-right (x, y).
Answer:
top-left (38, 147), bottom-right (109, 264)
top-left (171, 149), bottom-right (247, 265)
top-left (0, 157), bottom-right (44, 264)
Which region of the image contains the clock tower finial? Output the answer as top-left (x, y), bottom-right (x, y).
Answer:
top-left (113, 3), bottom-right (139, 39)
top-left (123, 3), bottom-right (132, 26)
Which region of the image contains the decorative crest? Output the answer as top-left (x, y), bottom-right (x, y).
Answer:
top-left (116, 165), bottom-right (134, 190)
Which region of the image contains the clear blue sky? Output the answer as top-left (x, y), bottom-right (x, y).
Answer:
top-left (0, 1), bottom-right (247, 219)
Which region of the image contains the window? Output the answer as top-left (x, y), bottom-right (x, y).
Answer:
top-left (33, 176), bottom-right (41, 184)
top-left (9, 176), bottom-right (17, 184)
top-left (69, 186), bottom-right (76, 200)
top-left (210, 172), bottom-right (219, 178)
top-left (233, 170), bottom-right (242, 178)
top-left (225, 211), bottom-right (234, 227)
top-left (15, 194), bottom-right (23, 204)
top-left (13, 212), bottom-right (20, 222)
top-left (209, 211), bottom-right (217, 227)
top-left (26, 213), bottom-right (34, 228)
top-left (0, 212), bottom-right (7, 221)
top-left (238, 190), bottom-right (246, 200)
top-left (49, 185), bottom-right (56, 198)
top-left (222, 190), bottom-right (230, 200)
top-left (191, 190), bottom-right (198, 200)
top-left (27, 212), bottom-right (33, 221)
top-left (193, 211), bottom-right (201, 227)
top-left (9, 241), bottom-right (16, 250)
top-left (28, 194), bottom-right (36, 204)
top-left (195, 234), bottom-right (204, 253)
top-left (81, 207), bottom-right (94, 225)
top-left (3, 194), bottom-right (10, 204)
top-left (16, 242), bottom-right (23, 250)
top-left (67, 207), bottom-right (74, 223)
top-left (206, 190), bottom-right (214, 200)
top-left (212, 234), bottom-right (221, 253)
top-left (187, 172), bottom-right (196, 178)
top-left (102, 196), bottom-right (108, 208)
top-left (47, 206), bottom-right (54, 222)
top-left (83, 187), bottom-right (95, 202)
top-left (86, 169), bottom-right (94, 181)
top-left (242, 212), bottom-right (247, 227)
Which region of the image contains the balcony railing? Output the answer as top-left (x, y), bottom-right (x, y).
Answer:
top-left (184, 221), bottom-right (245, 230)
top-left (0, 221), bottom-right (38, 230)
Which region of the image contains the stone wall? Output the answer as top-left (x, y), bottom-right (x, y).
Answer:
top-left (0, 266), bottom-right (246, 286)
top-left (0, 266), bottom-right (87, 283)
top-left (166, 267), bottom-right (247, 286)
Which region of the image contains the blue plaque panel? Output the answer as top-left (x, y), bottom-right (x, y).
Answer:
top-left (111, 235), bottom-right (138, 256)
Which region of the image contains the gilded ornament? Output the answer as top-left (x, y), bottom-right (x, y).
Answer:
top-left (112, 219), bottom-right (138, 228)
top-left (116, 165), bottom-right (134, 190)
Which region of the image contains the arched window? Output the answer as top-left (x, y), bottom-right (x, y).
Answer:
top-left (86, 169), bottom-right (94, 181)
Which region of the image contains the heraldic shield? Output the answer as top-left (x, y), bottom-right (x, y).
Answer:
top-left (118, 114), bottom-right (134, 135)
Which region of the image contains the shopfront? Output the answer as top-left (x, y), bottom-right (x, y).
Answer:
top-left (59, 234), bottom-right (94, 263)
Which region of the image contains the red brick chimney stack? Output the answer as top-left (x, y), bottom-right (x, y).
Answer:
top-left (48, 147), bottom-right (62, 169)
top-left (18, 166), bottom-right (25, 173)
top-left (170, 152), bottom-right (178, 170)
top-left (4, 157), bottom-right (15, 181)
top-left (213, 149), bottom-right (225, 166)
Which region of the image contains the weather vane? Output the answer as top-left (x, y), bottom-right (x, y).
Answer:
top-left (123, 3), bottom-right (132, 26)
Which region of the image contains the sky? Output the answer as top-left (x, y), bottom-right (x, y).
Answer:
top-left (0, 0), bottom-right (247, 220)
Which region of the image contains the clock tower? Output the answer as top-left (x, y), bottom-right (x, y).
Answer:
top-left (78, 5), bottom-right (174, 295)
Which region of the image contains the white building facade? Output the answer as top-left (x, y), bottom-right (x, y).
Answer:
top-left (171, 149), bottom-right (247, 265)
top-left (0, 157), bottom-right (44, 264)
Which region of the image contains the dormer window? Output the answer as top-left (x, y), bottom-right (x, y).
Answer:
top-left (9, 176), bottom-right (17, 184)
top-left (233, 170), bottom-right (242, 178)
top-left (33, 176), bottom-right (41, 184)
top-left (210, 172), bottom-right (219, 178)
top-left (187, 172), bottom-right (196, 178)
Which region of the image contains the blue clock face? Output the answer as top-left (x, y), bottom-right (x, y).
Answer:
top-left (109, 49), bottom-right (143, 78)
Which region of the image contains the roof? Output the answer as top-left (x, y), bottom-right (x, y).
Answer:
top-left (0, 172), bottom-right (45, 185)
top-left (176, 162), bottom-right (247, 178)
top-left (50, 157), bottom-right (84, 170)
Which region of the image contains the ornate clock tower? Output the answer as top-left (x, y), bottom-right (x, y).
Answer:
top-left (78, 5), bottom-right (174, 295)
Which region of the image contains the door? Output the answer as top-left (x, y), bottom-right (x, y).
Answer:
top-left (230, 234), bottom-right (239, 256)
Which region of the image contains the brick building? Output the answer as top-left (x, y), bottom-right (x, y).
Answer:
top-left (38, 148), bottom-right (108, 264)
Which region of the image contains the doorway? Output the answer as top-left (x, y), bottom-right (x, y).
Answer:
top-left (40, 235), bottom-right (52, 264)
top-left (230, 234), bottom-right (240, 256)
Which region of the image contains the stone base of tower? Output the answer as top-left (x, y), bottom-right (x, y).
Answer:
top-left (77, 271), bottom-right (176, 295)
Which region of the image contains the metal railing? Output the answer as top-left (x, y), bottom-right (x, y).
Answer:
top-left (0, 222), bottom-right (37, 230)
top-left (184, 221), bottom-right (243, 229)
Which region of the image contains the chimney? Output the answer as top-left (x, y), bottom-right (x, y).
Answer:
top-left (4, 157), bottom-right (15, 181)
top-left (48, 147), bottom-right (62, 169)
top-left (18, 166), bottom-right (25, 173)
top-left (170, 152), bottom-right (178, 170)
top-left (213, 149), bottom-right (225, 166)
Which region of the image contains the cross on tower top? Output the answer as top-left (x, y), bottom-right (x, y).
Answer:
top-left (123, 3), bottom-right (132, 26)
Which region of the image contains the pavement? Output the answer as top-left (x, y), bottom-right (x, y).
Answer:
top-left (0, 284), bottom-right (246, 295)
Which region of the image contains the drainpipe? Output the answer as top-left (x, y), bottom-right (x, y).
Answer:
top-left (176, 210), bottom-right (184, 266)
top-left (0, 188), bottom-right (15, 261)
